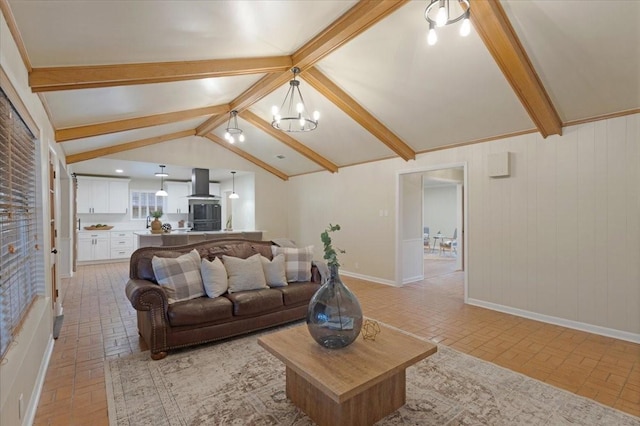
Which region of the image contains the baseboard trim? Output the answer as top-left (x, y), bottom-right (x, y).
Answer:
top-left (467, 298), bottom-right (640, 344)
top-left (23, 335), bottom-right (54, 426)
top-left (339, 270), bottom-right (397, 287)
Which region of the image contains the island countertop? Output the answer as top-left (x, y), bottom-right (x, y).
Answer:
top-left (135, 230), bottom-right (264, 248)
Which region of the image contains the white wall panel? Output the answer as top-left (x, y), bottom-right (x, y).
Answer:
top-left (576, 123), bottom-right (598, 326)
top-left (625, 116), bottom-right (640, 330)
top-left (556, 127), bottom-right (579, 321)
top-left (605, 118), bottom-right (630, 330)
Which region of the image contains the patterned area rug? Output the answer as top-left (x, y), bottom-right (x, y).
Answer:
top-left (105, 324), bottom-right (639, 426)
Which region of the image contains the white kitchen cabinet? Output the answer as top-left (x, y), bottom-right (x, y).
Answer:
top-left (77, 178), bottom-right (109, 214)
top-left (76, 177), bottom-right (130, 214)
top-left (108, 180), bottom-right (130, 214)
top-left (110, 231), bottom-right (134, 259)
top-left (77, 231), bottom-right (110, 261)
top-left (166, 182), bottom-right (190, 214)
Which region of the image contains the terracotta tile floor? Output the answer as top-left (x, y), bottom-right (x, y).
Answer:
top-left (34, 259), bottom-right (640, 424)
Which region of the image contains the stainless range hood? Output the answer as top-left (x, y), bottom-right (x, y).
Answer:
top-left (188, 168), bottom-right (219, 200)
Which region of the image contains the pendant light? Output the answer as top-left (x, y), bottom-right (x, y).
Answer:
top-left (271, 67), bottom-right (319, 132)
top-left (229, 171), bottom-right (239, 199)
top-left (155, 165), bottom-right (168, 197)
top-left (425, 0), bottom-right (471, 46)
top-left (223, 110), bottom-right (245, 144)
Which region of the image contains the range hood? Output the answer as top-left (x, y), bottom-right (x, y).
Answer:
top-left (188, 168), bottom-right (219, 200)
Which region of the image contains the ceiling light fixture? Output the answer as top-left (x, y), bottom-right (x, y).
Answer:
top-left (425, 0), bottom-right (471, 46)
top-left (271, 67), bottom-right (319, 132)
top-left (155, 165), bottom-right (168, 197)
top-left (223, 110), bottom-right (245, 144)
top-left (229, 171), bottom-right (239, 199)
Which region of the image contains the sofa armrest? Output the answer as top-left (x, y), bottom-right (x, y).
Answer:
top-left (126, 278), bottom-right (169, 312)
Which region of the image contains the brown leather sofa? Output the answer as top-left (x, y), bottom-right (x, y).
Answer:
top-left (125, 238), bottom-right (320, 359)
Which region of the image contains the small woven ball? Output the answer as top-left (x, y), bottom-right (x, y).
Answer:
top-left (161, 223), bottom-right (172, 232)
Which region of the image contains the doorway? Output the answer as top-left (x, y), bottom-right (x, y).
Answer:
top-left (396, 163), bottom-right (467, 297)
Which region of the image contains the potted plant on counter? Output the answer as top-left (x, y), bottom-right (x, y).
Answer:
top-left (150, 210), bottom-right (164, 234)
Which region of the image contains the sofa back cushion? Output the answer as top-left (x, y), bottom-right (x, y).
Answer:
top-left (129, 239), bottom-right (276, 281)
top-left (152, 249), bottom-right (205, 304)
top-left (223, 253), bottom-right (268, 293)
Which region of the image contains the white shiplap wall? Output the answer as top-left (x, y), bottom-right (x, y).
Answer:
top-left (467, 115), bottom-right (639, 337)
top-left (288, 114), bottom-right (639, 338)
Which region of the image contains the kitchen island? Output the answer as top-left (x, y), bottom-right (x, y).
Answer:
top-left (134, 230), bottom-right (263, 248)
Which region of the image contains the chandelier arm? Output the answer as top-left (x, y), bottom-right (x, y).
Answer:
top-left (295, 85), bottom-right (307, 117)
top-left (425, 0), bottom-right (470, 26)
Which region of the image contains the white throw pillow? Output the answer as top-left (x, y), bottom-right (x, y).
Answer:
top-left (223, 253), bottom-right (268, 293)
top-left (201, 257), bottom-right (228, 298)
top-left (260, 254), bottom-right (288, 288)
top-left (152, 249), bottom-right (204, 304)
top-left (271, 245), bottom-right (314, 282)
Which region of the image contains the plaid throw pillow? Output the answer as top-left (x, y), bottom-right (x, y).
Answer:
top-left (152, 249), bottom-right (205, 304)
top-left (271, 245), bottom-right (313, 282)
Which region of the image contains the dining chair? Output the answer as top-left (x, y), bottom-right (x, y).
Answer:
top-left (440, 228), bottom-right (457, 255)
top-left (423, 227), bottom-right (430, 250)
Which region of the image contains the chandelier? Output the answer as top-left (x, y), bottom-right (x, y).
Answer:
top-left (425, 0), bottom-right (471, 46)
top-left (155, 165), bottom-right (168, 197)
top-left (224, 110), bottom-right (245, 144)
top-left (271, 67), bottom-right (319, 132)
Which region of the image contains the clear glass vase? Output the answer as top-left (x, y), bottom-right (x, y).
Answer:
top-left (306, 264), bottom-right (363, 349)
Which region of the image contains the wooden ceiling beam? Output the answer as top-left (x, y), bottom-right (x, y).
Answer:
top-left (303, 67), bottom-right (415, 161)
top-left (293, 0), bottom-right (409, 70)
top-left (471, 0), bottom-right (562, 138)
top-left (65, 130), bottom-right (195, 164)
top-left (198, 0), bottom-right (409, 137)
top-left (240, 110), bottom-right (339, 173)
top-left (204, 134), bottom-right (289, 181)
top-left (56, 105), bottom-right (228, 142)
top-left (30, 56), bottom-right (292, 92)
top-left (196, 73), bottom-right (291, 135)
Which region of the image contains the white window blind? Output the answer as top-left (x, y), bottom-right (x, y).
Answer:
top-left (0, 88), bottom-right (40, 359)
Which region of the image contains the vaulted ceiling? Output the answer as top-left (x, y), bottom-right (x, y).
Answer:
top-left (3, 0), bottom-right (638, 181)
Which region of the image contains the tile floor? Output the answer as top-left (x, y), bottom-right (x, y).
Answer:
top-left (33, 259), bottom-right (640, 425)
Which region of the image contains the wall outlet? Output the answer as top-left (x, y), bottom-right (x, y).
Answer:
top-left (18, 393), bottom-right (23, 419)
top-left (355, 262), bottom-right (359, 270)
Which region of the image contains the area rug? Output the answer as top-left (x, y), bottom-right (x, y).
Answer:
top-left (105, 325), bottom-right (639, 426)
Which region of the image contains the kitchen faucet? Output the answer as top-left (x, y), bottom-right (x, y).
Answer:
top-left (146, 216), bottom-right (152, 229)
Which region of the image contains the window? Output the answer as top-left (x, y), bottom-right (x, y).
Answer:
top-left (130, 190), bottom-right (167, 220)
top-left (0, 89), bottom-right (41, 359)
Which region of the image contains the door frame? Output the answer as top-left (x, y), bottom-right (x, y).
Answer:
top-left (395, 162), bottom-right (468, 299)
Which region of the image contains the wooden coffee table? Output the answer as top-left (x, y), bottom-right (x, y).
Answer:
top-left (258, 323), bottom-right (437, 426)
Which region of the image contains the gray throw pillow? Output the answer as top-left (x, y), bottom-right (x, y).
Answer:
top-left (201, 257), bottom-right (228, 298)
top-left (223, 253), bottom-right (268, 293)
top-left (260, 254), bottom-right (287, 288)
top-left (152, 249), bottom-right (204, 304)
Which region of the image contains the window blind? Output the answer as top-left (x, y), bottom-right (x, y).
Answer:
top-left (0, 88), bottom-right (39, 359)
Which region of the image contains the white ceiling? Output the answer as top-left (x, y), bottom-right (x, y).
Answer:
top-left (5, 0), bottom-right (639, 181)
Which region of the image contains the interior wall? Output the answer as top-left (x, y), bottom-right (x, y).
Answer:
top-left (400, 173), bottom-right (424, 283)
top-left (288, 114), bottom-right (640, 339)
top-left (423, 185), bottom-right (457, 237)
top-left (1, 10), bottom-right (62, 426)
